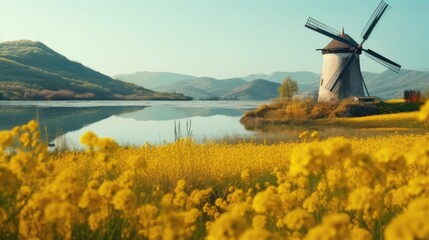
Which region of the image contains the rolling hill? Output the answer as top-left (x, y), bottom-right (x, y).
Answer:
top-left (153, 77), bottom-right (247, 99)
top-left (113, 72), bottom-right (196, 89)
top-left (119, 69), bottom-right (428, 100)
top-left (0, 40), bottom-right (191, 100)
top-left (365, 69), bottom-right (429, 99)
top-left (241, 71), bottom-right (320, 92)
top-left (222, 79), bottom-right (280, 100)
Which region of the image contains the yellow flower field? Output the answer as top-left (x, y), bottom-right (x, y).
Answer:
top-left (1, 101), bottom-right (429, 239)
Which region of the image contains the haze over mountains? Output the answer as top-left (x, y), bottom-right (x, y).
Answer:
top-left (115, 70), bottom-right (429, 100)
top-left (0, 40), bottom-right (190, 100)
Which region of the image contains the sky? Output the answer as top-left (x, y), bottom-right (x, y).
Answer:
top-left (1, 0), bottom-right (428, 79)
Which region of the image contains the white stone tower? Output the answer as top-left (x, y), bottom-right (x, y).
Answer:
top-left (317, 28), bottom-right (365, 102)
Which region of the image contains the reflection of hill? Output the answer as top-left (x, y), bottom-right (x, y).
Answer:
top-left (119, 106), bottom-right (243, 121)
top-left (0, 106), bottom-right (145, 141)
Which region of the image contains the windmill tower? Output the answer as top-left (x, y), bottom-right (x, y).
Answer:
top-left (305, 1), bottom-right (401, 102)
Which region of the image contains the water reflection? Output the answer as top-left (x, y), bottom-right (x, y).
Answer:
top-left (120, 106), bottom-right (243, 121)
top-left (0, 101), bottom-right (261, 148)
top-left (0, 105), bottom-right (145, 141)
top-left (59, 114), bottom-right (250, 149)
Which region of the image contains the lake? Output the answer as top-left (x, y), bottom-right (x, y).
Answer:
top-left (0, 100), bottom-right (267, 149)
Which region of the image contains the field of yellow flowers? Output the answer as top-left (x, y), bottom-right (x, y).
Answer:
top-left (1, 101), bottom-right (429, 239)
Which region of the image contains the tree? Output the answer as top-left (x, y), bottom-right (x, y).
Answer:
top-left (278, 76), bottom-right (298, 100)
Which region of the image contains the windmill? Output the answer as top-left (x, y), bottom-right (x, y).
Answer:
top-left (305, 1), bottom-right (401, 102)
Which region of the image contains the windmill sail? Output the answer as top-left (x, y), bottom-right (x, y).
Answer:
top-left (305, 17), bottom-right (358, 47)
top-left (364, 49), bottom-right (401, 73)
top-left (361, 1), bottom-right (389, 40)
top-left (325, 54), bottom-right (358, 93)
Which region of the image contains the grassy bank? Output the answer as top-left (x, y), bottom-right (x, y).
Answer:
top-left (240, 99), bottom-right (424, 131)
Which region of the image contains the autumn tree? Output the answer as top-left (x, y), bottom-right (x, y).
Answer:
top-left (278, 76), bottom-right (298, 100)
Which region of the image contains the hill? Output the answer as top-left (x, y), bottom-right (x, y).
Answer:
top-left (153, 77), bottom-right (247, 99)
top-left (365, 69), bottom-right (429, 99)
top-left (241, 71), bottom-right (320, 93)
top-left (222, 79), bottom-right (280, 100)
top-left (0, 40), bottom-right (190, 100)
top-left (113, 72), bottom-right (196, 89)
top-left (115, 69), bottom-right (429, 100)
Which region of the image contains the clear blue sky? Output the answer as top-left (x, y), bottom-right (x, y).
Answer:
top-left (1, 0), bottom-right (428, 78)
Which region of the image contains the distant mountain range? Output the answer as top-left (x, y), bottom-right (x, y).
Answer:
top-left (1, 40), bottom-right (427, 101)
top-left (116, 70), bottom-right (429, 100)
top-left (0, 40), bottom-right (190, 100)
top-left (365, 70), bottom-right (429, 99)
top-left (113, 72), bottom-right (196, 89)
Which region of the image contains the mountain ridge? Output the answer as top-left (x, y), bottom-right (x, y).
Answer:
top-left (0, 40), bottom-right (191, 100)
top-left (116, 69), bottom-right (429, 100)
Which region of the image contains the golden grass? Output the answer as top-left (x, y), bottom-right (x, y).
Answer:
top-left (384, 99), bottom-right (406, 103)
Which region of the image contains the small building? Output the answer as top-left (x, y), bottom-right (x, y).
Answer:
top-left (403, 90), bottom-right (421, 103)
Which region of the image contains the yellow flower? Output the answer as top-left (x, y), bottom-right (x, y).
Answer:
top-left (299, 131), bottom-right (309, 141)
top-left (240, 169), bottom-right (251, 181)
top-left (290, 143), bottom-right (326, 176)
top-left (128, 154), bottom-right (147, 169)
top-left (252, 186), bottom-right (281, 215)
top-left (417, 101), bottom-right (429, 122)
top-left (305, 213), bottom-right (351, 240)
top-left (44, 201), bottom-right (76, 221)
top-left (284, 208), bottom-right (314, 231)
top-left (26, 120), bottom-right (39, 133)
top-left (112, 188), bottom-right (137, 212)
top-left (385, 198), bottom-right (429, 240)
top-left (252, 215), bottom-right (267, 228)
top-left (239, 228), bottom-right (273, 240)
top-left (207, 212), bottom-right (248, 240)
top-left (347, 187), bottom-right (375, 211)
top-left (374, 148), bottom-right (406, 173)
top-left (304, 225), bottom-right (336, 240)
top-left (98, 181), bottom-right (121, 200)
top-left (310, 131), bottom-right (319, 140)
top-left (351, 228), bottom-right (372, 240)
top-left (0, 130), bottom-right (14, 147)
top-left (322, 137), bottom-right (352, 163)
top-left (80, 131), bottom-right (98, 147)
top-left (79, 189), bottom-right (103, 210)
top-left (0, 167), bottom-right (18, 196)
top-left (9, 152), bottom-right (38, 178)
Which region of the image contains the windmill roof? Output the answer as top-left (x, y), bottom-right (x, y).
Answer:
top-left (324, 33), bottom-right (358, 49)
top-left (321, 34), bottom-right (358, 54)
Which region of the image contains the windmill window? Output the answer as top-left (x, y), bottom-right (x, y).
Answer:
top-left (321, 79), bottom-right (323, 86)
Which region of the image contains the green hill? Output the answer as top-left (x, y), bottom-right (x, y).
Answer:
top-left (0, 40), bottom-right (191, 100)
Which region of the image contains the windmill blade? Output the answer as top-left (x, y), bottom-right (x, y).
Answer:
top-left (362, 78), bottom-right (370, 96)
top-left (305, 17), bottom-right (358, 48)
top-left (361, 1), bottom-right (389, 40)
top-left (325, 53), bottom-right (357, 93)
top-left (364, 48), bottom-right (401, 73)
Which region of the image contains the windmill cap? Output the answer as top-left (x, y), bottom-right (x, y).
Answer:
top-left (321, 31), bottom-right (359, 54)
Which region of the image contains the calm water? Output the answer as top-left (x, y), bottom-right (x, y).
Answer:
top-left (0, 100), bottom-right (267, 149)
